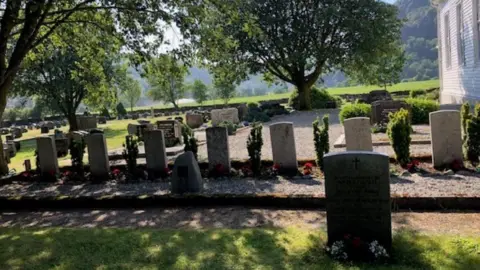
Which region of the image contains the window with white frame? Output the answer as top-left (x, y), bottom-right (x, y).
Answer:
top-left (445, 13), bottom-right (452, 68)
top-left (457, 3), bottom-right (466, 65)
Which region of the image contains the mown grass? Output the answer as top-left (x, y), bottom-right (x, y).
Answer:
top-left (7, 114), bottom-right (185, 172)
top-left (0, 227), bottom-right (477, 270)
top-left (135, 80), bottom-right (440, 110)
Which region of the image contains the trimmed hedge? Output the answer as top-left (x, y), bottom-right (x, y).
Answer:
top-left (339, 103), bottom-right (372, 123)
top-left (288, 87), bottom-right (340, 109)
top-left (406, 98), bottom-right (439, 124)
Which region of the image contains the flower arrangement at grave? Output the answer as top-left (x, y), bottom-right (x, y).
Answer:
top-left (303, 163), bottom-right (313, 175)
top-left (406, 159), bottom-right (420, 173)
top-left (326, 234), bottom-right (389, 262)
top-left (209, 164), bottom-right (229, 178)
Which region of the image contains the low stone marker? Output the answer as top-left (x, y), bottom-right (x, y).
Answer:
top-left (41, 126), bottom-right (49, 134)
top-left (269, 122), bottom-right (297, 170)
top-left (171, 151), bottom-right (203, 194)
top-left (430, 110), bottom-right (463, 168)
top-left (371, 100), bottom-right (410, 124)
top-left (86, 133), bottom-right (109, 178)
top-left (206, 127), bottom-right (231, 172)
top-left (77, 116), bottom-right (97, 130)
top-left (98, 116), bottom-right (107, 124)
top-left (343, 117), bottom-right (373, 151)
top-left (324, 151), bottom-right (392, 251)
top-left (36, 136), bottom-right (59, 174)
top-left (211, 108), bottom-right (240, 126)
top-left (186, 113), bottom-right (203, 129)
top-left (144, 130), bottom-right (168, 173)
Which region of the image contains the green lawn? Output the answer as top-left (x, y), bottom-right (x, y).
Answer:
top-left (7, 115), bottom-right (185, 172)
top-left (0, 227), bottom-right (477, 269)
top-left (136, 79), bottom-right (440, 110)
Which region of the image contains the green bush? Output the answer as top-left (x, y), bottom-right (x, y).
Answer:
top-left (245, 111), bottom-right (271, 123)
top-left (247, 122), bottom-right (263, 176)
top-left (288, 86), bottom-right (339, 109)
top-left (182, 124), bottom-right (198, 160)
top-left (425, 88), bottom-right (440, 101)
top-left (313, 115), bottom-right (329, 171)
top-left (463, 104), bottom-right (480, 166)
top-left (461, 102), bottom-right (471, 140)
top-left (100, 107), bottom-right (111, 118)
top-left (116, 102), bottom-right (127, 116)
top-left (409, 89), bottom-right (426, 98)
top-left (247, 102), bottom-right (259, 109)
top-left (405, 98), bottom-right (439, 124)
top-left (339, 103), bottom-right (372, 123)
top-left (387, 109), bottom-right (411, 166)
top-left (219, 121), bottom-right (237, 135)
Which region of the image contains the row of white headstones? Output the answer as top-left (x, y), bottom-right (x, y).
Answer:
top-left (344, 110), bottom-right (463, 168)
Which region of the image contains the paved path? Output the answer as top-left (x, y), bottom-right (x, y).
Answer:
top-left (1, 208), bottom-right (479, 235)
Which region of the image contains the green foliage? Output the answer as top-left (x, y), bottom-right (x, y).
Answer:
top-left (145, 54), bottom-right (188, 109)
top-left (219, 121), bottom-right (237, 135)
top-left (371, 123), bottom-right (388, 134)
top-left (245, 111), bottom-right (271, 123)
top-left (405, 98), bottom-right (439, 124)
top-left (196, 0), bottom-right (403, 110)
top-left (213, 77), bottom-right (237, 105)
top-left (288, 87), bottom-right (339, 109)
top-left (313, 115), bottom-right (330, 171)
top-left (463, 105), bottom-right (480, 166)
top-left (409, 89), bottom-right (427, 98)
top-left (461, 102), bottom-right (471, 139)
top-left (339, 103), bottom-right (372, 124)
top-left (247, 102), bottom-right (260, 109)
top-left (116, 102), bottom-right (127, 117)
top-left (387, 109), bottom-right (411, 166)
top-left (247, 122), bottom-right (263, 176)
top-left (119, 75), bottom-right (142, 112)
top-left (100, 107), bottom-right (111, 119)
top-left (69, 137), bottom-right (86, 175)
top-left (349, 42), bottom-right (406, 90)
top-left (122, 135), bottom-right (139, 178)
top-left (182, 124), bottom-right (198, 160)
top-left (190, 80), bottom-right (209, 105)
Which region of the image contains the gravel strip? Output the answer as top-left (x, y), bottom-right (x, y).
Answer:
top-left (1, 173), bottom-right (479, 199)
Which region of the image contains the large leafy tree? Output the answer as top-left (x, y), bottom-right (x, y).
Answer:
top-left (144, 54), bottom-right (188, 109)
top-left (196, 0), bottom-right (403, 110)
top-left (189, 79), bottom-right (209, 105)
top-left (350, 43), bottom-right (406, 90)
top-left (0, 0), bottom-right (202, 174)
top-left (119, 75), bottom-right (142, 112)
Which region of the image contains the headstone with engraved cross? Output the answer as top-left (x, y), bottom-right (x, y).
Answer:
top-left (171, 151), bottom-right (203, 194)
top-left (324, 151), bottom-right (392, 251)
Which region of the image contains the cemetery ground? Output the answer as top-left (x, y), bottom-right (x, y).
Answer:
top-left (0, 209), bottom-right (479, 269)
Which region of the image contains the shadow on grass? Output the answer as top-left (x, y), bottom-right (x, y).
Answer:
top-left (0, 226), bottom-right (477, 270)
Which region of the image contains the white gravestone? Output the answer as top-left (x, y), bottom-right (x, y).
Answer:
top-left (344, 117), bottom-right (373, 151)
top-left (430, 110), bottom-right (463, 168)
top-left (269, 122), bottom-right (298, 169)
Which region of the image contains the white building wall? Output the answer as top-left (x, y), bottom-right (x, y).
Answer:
top-left (439, 0), bottom-right (480, 104)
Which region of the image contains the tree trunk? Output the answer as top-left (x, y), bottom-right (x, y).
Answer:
top-left (296, 83), bottom-right (312, 111)
top-left (67, 113), bottom-right (79, 132)
top-left (0, 79), bottom-right (13, 175)
top-left (172, 101), bottom-right (179, 109)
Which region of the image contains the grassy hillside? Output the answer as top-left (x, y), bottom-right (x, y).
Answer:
top-left (137, 79), bottom-right (439, 110)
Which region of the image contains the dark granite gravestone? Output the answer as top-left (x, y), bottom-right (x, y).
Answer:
top-left (324, 151), bottom-right (392, 251)
top-left (156, 120), bottom-right (182, 147)
top-left (41, 126), bottom-right (50, 134)
top-left (171, 151), bottom-right (203, 194)
top-left (371, 100), bottom-right (410, 124)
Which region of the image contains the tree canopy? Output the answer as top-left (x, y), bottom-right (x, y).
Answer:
top-left (195, 0), bottom-right (403, 110)
top-left (189, 79), bottom-right (209, 105)
top-left (144, 54), bottom-right (188, 109)
top-left (119, 75), bottom-right (142, 112)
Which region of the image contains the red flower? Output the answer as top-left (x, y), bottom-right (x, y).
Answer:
top-left (303, 168), bottom-right (311, 175)
top-left (352, 237), bottom-right (362, 248)
top-left (304, 163), bottom-right (313, 169)
top-left (49, 170), bottom-right (56, 176)
top-left (163, 167), bottom-right (170, 173)
top-left (344, 234), bottom-right (351, 240)
top-left (273, 163), bottom-right (280, 170)
top-left (112, 168), bottom-right (121, 175)
top-left (63, 171), bottom-right (71, 177)
top-left (22, 172), bottom-right (30, 178)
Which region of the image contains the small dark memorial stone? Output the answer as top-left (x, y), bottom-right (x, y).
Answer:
top-left (324, 151), bottom-right (392, 251)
